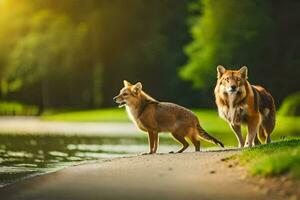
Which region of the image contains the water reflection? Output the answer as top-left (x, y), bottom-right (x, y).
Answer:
top-left (0, 134), bottom-right (156, 187)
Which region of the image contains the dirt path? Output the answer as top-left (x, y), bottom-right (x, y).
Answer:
top-left (0, 117), bottom-right (138, 136)
top-left (0, 150), bottom-right (283, 200)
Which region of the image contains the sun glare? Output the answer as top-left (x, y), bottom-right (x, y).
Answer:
top-left (0, 0), bottom-right (5, 5)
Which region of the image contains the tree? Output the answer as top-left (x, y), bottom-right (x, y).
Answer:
top-left (181, 0), bottom-right (300, 106)
top-left (1, 0), bottom-right (196, 108)
top-left (181, 0), bottom-right (273, 89)
top-left (6, 10), bottom-right (89, 109)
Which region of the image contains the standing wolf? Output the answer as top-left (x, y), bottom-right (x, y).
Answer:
top-left (114, 80), bottom-right (224, 154)
top-left (214, 65), bottom-right (276, 147)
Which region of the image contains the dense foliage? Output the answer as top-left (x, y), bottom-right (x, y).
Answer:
top-left (0, 0), bottom-right (299, 111)
top-left (181, 0), bottom-right (300, 105)
top-left (0, 0), bottom-right (198, 110)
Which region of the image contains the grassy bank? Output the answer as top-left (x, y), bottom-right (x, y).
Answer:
top-left (238, 138), bottom-right (300, 179)
top-left (42, 108), bottom-right (300, 145)
top-left (43, 108), bottom-right (128, 122)
top-left (0, 101), bottom-right (38, 116)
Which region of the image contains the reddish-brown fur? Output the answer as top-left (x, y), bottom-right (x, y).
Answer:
top-left (214, 66), bottom-right (276, 147)
top-left (114, 80), bottom-right (224, 154)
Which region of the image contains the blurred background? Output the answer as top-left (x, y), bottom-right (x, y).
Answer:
top-left (0, 0), bottom-right (299, 187)
top-left (0, 0), bottom-right (299, 111)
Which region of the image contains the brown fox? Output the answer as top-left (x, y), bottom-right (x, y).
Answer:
top-left (113, 80), bottom-right (224, 154)
top-left (214, 65), bottom-right (276, 147)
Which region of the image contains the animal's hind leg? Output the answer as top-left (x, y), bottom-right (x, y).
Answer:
top-left (170, 132), bottom-right (189, 153)
top-left (254, 135), bottom-right (261, 146)
top-left (265, 131), bottom-right (271, 144)
top-left (258, 127), bottom-right (266, 144)
top-left (189, 134), bottom-right (200, 152)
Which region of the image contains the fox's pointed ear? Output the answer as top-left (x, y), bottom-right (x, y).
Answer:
top-left (132, 82), bottom-right (142, 94)
top-left (217, 65), bottom-right (226, 79)
top-left (123, 80), bottom-right (132, 87)
top-left (239, 66), bottom-right (248, 79)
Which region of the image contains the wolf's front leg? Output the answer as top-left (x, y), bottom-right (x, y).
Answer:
top-left (230, 124), bottom-right (244, 148)
top-left (141, 131), bottom-right (156, 155)
top-left (152, 132), bottom-right (159, 153)
top-left (245, 116), bottom-right (260, 147)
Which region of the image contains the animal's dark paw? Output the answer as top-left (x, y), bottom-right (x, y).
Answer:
top-left (169, 151), bottom-right (175, 154)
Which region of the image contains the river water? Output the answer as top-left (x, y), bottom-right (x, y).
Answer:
top-left (0, 133), bottom-right (180, 188)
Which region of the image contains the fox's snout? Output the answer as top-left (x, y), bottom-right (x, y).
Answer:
top-left (113, 94), bottom-right (126, 108)
top-left (113, 96), bottom-right (118, 102)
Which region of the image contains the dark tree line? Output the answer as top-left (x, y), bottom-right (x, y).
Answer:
top-left (0, 0), bottom-right (202, 110)
top-left (181, 0), bottom-right (300, 107)
top-left (0, 0), bottom-right (299, 111)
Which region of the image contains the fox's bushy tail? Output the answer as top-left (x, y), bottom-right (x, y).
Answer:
top-left (197, 124), bottom-right (224, 148)
top-left (263, 94), bottom-right (276, 135)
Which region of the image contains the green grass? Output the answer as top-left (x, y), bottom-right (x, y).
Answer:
top-left (278, 91), bottom-right (300, 116)
top-left (238, 138), bottom-right (300, 178)
top-left (0, 101), bottom-right (39, 116)
top-left (42, 108), bottom-right (300, 145)
top-left (42, 108), bottom-right (128, 122)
